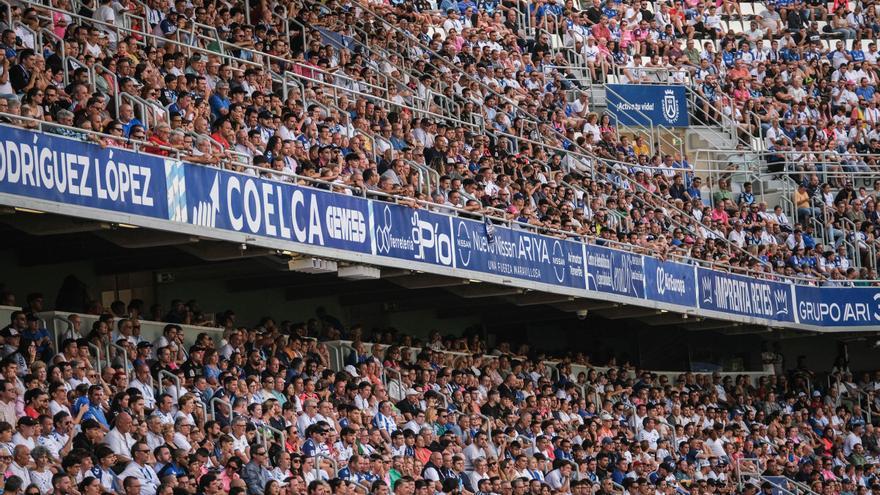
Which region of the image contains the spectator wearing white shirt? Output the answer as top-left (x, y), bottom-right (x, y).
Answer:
top-left (637, 418), bottom-right (660, 451)
top-left (463, 431), bottom-right (489, 471)
top-left (727, 221), bottom-right (747, 249)
top-left (844, 424), bottom-right (863, 456)
top-left (105, 412), bottom-right (137, 464)
top-left (297, 400), bottom-right (321, 437)
top-left (118, 442), bottom-right (159, 495)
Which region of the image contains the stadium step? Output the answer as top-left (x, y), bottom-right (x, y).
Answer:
top-left (686, 127), bottom-right (739, 153)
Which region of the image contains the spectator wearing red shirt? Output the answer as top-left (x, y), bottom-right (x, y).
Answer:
top-left (144, 124), bottom-right (172, 156)
top-left (210, 119), bottom-right (233, 150)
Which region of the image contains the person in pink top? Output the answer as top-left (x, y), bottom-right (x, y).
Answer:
top-left (218, 457), bottom-right (243, 491)
top-left (711, 203), bottom-right (730, 226)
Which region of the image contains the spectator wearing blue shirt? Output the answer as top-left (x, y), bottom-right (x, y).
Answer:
top-left (456, 0), bottom-right (476, 15)
top-left (802, 225), bottom-right (817, 250)
top-left (438, 0), bottom-right (459, 12)
top-left (73, 385), bottom-right (109, 430)
top-left (855, 78), bottom-right (875, 101)
top-left (851, 47), bottom-right (866, 62)
top-left (19, 313), bottom-right (51, 360)
top-left (687, 177), bottom-right (704, 203)
top-left (0, 30), bottom-right (16, 60)
top-left (210, 81), bottom-right (231, 121)
top-left (738, 183), bottom-right (756, 206)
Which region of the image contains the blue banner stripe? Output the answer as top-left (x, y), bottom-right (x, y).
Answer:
top-left (1, 126), bottom-right (879, 328)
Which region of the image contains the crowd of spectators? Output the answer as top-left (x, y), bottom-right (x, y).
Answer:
top-left (0, 0), bottom-right (879, 282)
top-left (0, 291), bottom-right (878, 495)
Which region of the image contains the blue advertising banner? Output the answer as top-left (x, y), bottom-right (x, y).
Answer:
top-left (644, 258), bottom-right (697, 308)
top-left (8, 124), bottom-right (880, 330)
top-left (452, 218), bottom-right (586, 289)
top-left (585, 244), bottom-right (646, 299)
top-left (697, 268), bottom-right (795, 322)
top-left (370, 201), bottom-right (454, 267)
top-left (0, 126), bottom-right (170, 218)
top-left (795, 286), bottom-right (880, 327)
top-left (607, 84), bottom-right (689, 128)
top-left (182, 166), bottom-right (373, 254)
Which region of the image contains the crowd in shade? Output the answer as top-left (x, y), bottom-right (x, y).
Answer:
top-left (0, 291), bottom-right (873, 495)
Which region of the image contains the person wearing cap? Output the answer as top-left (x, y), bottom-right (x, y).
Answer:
top-left (19, 313), bottom-right (50, 360)
top-left (395, 387), bottom-right (422, 418)
top-left (298, 421), bottom-right (324, 456)
top-left (12, 416), bottom-right (37, 450)
top-left (180, 345), bottom-right (205, 382)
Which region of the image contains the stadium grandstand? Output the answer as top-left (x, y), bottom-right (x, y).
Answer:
top-left (0, 0), bottom-right (880, 494)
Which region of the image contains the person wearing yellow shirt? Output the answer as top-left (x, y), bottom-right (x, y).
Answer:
top-left (633, 135), bottom-right (650, 157)
top-left (794, 183), bottom-right (820, 223)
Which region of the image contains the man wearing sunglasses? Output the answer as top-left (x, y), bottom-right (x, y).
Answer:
top-left (241, 445), bottom-right (272, 495)
top-left (117, 442), bottom-right (158, 495)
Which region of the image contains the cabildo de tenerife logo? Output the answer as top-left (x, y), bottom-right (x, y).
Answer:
top-left (374, 204), bottom-right (453, 266)
top-left (701, 273), bottom-right (789, 318)
top-left (662, 89), bottom-right (680, 124)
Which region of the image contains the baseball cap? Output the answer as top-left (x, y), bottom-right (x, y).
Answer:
top-left (17, 417), bottom-right (37, 427)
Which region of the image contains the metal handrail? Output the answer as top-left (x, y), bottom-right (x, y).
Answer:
top-left (685, 84), bottom-right (740, 147)
top-left (209, 396), bottom-right (233, 421)
top-left (475, 412), bottom-right (493, 449)
top-left (109, 340), bottom-right (132, 379)
top-left (283, 67), bottom-right (479, 131)
top-left (603, 83), bottom-right (657, 157)
top-left (157, 369), bottom-right (180, 395)
top-left (0, 109), bottom-right (248, 169)
top-left (14, 22), bottom-right (41, 51)
top-left (4, 110), bottom-right (880, 287)
top-left (19, 0), bottom-right (262, 70)
top-left (87, 342), bottom-right (103, 375)
top-left (120, 92), bottom-right (168, 130)
top-left (92, 63), bottom-right (118, 112)
top-left (313, 453), bottom-right (338, 479)
top-left (65, 55), bottom-right (94, 91)
top-left (47, 315), bottom-right (74, 357)
top-left (734, 457), bottom-right (763, 489)
top-left (383, 367), bottom-right (402, 397)
top-left (195, 398), bottom-right (208, 427)
top-left (40, 28), bottom-right (67, 86)
top-left (258, 423), bottom-right (286, 451)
